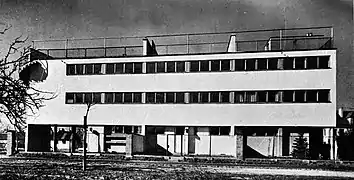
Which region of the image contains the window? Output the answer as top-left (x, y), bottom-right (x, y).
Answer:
top-left (306, 90), bottom-right (317, 102)
top-left (106, 64), bottom-right (115, 74)
top-left (283, 58), bottom-right (294, 70)
top-left (295, 57), bottom-right (305, 69)
top-left (133, 126), bottom-right (142, 134)
top-left (200, 61), bottom-right (209, 72)
top-left (85, 64), bottom-right (93, 74)
top-left (156, 92), bottom-right (164, 103)
top-left (306, 57), bottom-right (317, 69)
top-left (75, 93), bottom-right (84, 103)
top-left (176, 127), bottom-right (185, 135)
top-left (124, 126), bottom-right (132, 134)
top-left (67, 65), bottom-right (75, 75)
top-left (318, 56), bottom-right (329, 69)
top-left (93, 93), bottom-right (101, 103)
top-left (257, 59), bottom-right (267, 70)
top-left (146, 62), bottom-right (156, 73)
top-left (257, 91), bottom-right (267, 103)
top-left (294, 90), bottom-right (305, 103)
top-left (268, 58), bottom-right (278, 70)
top-left (146, 93), bottom-right (155, 103)
top-left (84, 93), bottom-right (92, 103)
top-left (114, 93), bottom-right (123, 103)
top-left (176, 62), bottom-right (185, 72)
top-left (220, 92), bottom-right (230, 103)
top-left (125, 63), bottom-right (133, 74)
top-left (268, 91), bottom-right (279, 103)
top-left (200, 92), bottom-right (209, 103)
top-left (166, 92), bottom-right (174, 103)
top-left (210, 127), bottom-right (230, 135)
top-left (221, 60), bottom-right (230, 71)
top-left (210, 92), bottom-right (219, 103)
top-left (124, 92), bottom-right (133, 103)
top-left (190, 61), bottom-right (199, 72)
top-left (93, 64), bottom-right (101, 74)
top-left (235, 60), bottom-right (245, 71)
top-left (157, 62), bottom-right (165, 73)
top-left (234, 92), bottom-right (245, 103)
top-left (134, 63), bottom-right (142, 74)
top-left (211, 60), bottom-right (220, 71)
top-left (167, 62), bottom-right (175, 73)
top-left (105, 93), bottom-right (113, 103)
top-left (115, 63), bottom-right (124, 74)
top-left (246, 59), bottom-right (256, 71)
top-left (133, 93), bottom-right (142, 103)
top-left (318, 90), bottom-right (330, 102)
top-left (283, 91), bottom-right (294, 102)
top-left (76, 64), bottom-right (84, 75)
top-left (66, 93), bottom-right (74, 104)
top-left (176, 92), bottom-right (185, 103)
top-left (245, 91), bottom-right (257, 103)
top-left (190, 92), bottom-right (199, 103)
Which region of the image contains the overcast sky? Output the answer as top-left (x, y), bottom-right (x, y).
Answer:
top-left (0, 0), bottom-right (352, 107)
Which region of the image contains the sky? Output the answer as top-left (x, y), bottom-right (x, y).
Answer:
top-left (0, 0), bottom-right (353, 107)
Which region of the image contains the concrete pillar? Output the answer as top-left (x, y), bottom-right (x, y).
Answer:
top-left (330, 128), bottom-right (338, 160)
top-left (6, 130), bottom-right (16, 156)
top-left (125, 134), bottom-right (133, 157)
top-left (309, 128), bottom-right (323, 160)
top-left (235, 127), bottom-right (247, 160)
top-left (187, 127), bottom-right (195, 155)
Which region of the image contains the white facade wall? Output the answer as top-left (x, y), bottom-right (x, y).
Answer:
top-left (28, 50), bottom-right (336, 127)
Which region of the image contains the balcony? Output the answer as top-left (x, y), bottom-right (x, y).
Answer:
top-left (31, 26), bottom-right (334, 59)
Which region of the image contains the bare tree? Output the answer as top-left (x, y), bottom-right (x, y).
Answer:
top-left (0, 24), bottom-right (56, 132)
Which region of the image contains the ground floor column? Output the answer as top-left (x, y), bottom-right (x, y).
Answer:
top-left (69, 126), bottom-right (76, 153)
top-left (330, 128), bottom-right (338, 160)
top-left (281, 128), bottom-right (290, 156)
top-left (53, 125), bottom-right (58, 152)
top-left (235, 127), bottom-right (247, 160)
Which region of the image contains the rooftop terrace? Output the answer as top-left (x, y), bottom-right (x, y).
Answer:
top-left (31, 26), bottom-right (334, 59)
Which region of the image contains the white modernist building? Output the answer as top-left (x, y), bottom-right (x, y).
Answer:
top-left (23, 27), bottom-right (340, 160)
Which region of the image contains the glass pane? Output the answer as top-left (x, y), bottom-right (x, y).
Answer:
top-left (115, 63), bottom-right (124, 74)
top-left (93, 93), bottom-right (101, 103)
top-left (268, 58), bottom-right (278, 70)
top-left (66, 93), bottom-right (74, 104)
top-left (257, 91), bottom-right (267, 103)
top-left (221, 60), bottom-right (230, 71)
top-left (84, 64), bottom-right (93, 74)
top-left (210, 127), bottom-right (219, 135)
top-left (246, 59), bottom-right (256, 71)
top-left (306, 90), bottom-right (317, 102)
top-left (220, 92), bottom-right (230, 103)
top-left (75, 93), bottom-right (84, 103)
top-left (283, 90), bottom-right (294, 102)
top-left (211, 60), bottom-right (220, 71)
top-left (134, 63), bottom-right (142, 74)
top-left (133, 93), bottom-right (142, 103)
top-left (157, 62), bottom-right (165, 73)
top-left (294, 57), bottom-right (305, 69)
top-left (257, 59), bottom-right (267, 70)
top-left (189, 92), bottom-right (199, 103)
top-left (93, 64), bottom-right (102, 74)
top-left (167, 62), bottom-right (175, 73)
top-left (105, 93), bottom-right (113, 103)
top-left (318, 90), bottom-right (330, 102)
top-left (84, 93), bottom-right (92, 103)
top-left (200, 92), bottom-right (209, 103)
top-left (283, 58), bottom-right (294, 70)
top-left (156, 92), bottom-right (165, 103)
top-left (220, 127), bottom-right (230, 135)
top-left (268, 91), bottom-right (277, 102)
top-left (245, 92), bottom-right (257, 103)
top-left (125, 63), bottom-right (133, 74)
top-left (306, 57), bottom-right (317, 69)
top-left (200, 61), bottom-right (209, 72)
top-left (176, 92), bottom-right (184, 103)
top-left (235, 60), bottom-right (245, 71)
top-left (67, 65), bottom-right (75, 75)
top-left (146, 62), bottom-right (156, 73)
top-left (294, 90), bottom-right (305, 103)
top-left (176, 61), bottom-right (185, 72)
top-left (146, 93), bottom-right (155, 103)
top-left (234, 92), bottom-right (244, 103)
top-left (318, 56), bottom-right (329, 69)
top-left (190, 61), bottom-right (199, 72)
top-left (166, 92), bottom-right (174, 103)
top-left (76, 64), bottom-right (84, 75)
top-left (123, 92), bottom-right (133, 103)
top-left (210, 92), bottom-right (220, 103)
top-left (114, 93), bottom-right (123, 103)
top-left (106, 64), bottom-right (115, 74)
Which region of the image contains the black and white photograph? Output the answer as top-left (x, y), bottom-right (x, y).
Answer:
top-left (0, 0), bottom-right (353, 179)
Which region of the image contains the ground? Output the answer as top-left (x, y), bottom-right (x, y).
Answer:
top-left (1, 157), bottom-right (354, 180)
